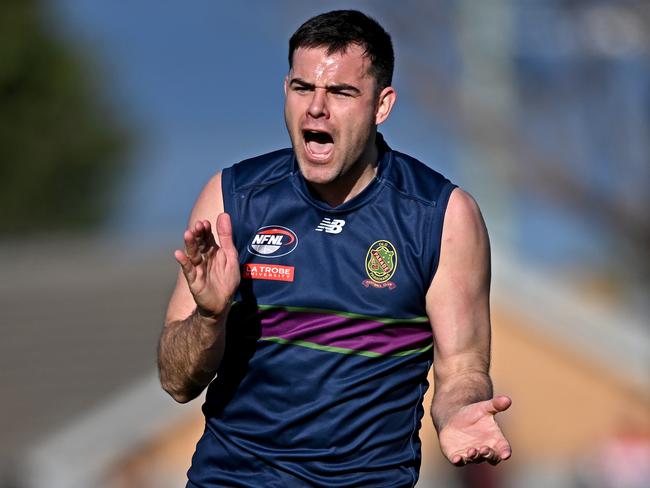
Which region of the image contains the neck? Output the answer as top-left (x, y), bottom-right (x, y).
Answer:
top-left (309, 136), bottom-right (379, 207)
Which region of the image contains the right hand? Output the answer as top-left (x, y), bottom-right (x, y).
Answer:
top-left (174, 213), bottom-right (240, 318)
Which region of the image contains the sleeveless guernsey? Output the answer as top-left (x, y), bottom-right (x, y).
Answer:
top-left (187, 135), bottom-right (456, 488)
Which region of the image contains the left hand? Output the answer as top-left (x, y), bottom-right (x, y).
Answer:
top-left (438, 395), bottom-right (512, 466)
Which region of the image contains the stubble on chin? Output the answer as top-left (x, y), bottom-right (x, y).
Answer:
top-left (296, 159), bottom-right (337, 186)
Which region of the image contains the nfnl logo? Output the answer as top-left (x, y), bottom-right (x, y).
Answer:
top-left (315, 218), bottom-right (346, 234)
top-left (248, 226), bottom-right (298, 258)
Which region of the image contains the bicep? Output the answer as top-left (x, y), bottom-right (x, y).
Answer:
top-left (165, 172), bottom-right (225, 324)
top-left (426, 188), bottom-right (491, 380)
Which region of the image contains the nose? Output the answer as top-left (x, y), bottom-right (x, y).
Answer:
top-left (307, 88), bottom-right (329, 119)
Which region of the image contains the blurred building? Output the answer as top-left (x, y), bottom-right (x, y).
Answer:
top-left (1, 243), bottom-right (647, 488)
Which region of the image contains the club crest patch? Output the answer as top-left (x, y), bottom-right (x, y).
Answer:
top-left (363, 240), bottom-right (397, 290)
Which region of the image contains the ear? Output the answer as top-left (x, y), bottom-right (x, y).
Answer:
top-left (284, 75), bottom-right (289, 96)
top-left (375, 86), bottom-right (397, 125)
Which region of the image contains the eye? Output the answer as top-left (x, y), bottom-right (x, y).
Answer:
top-left (292, 85), bottom-right (311, 94)
top-left (331, 89), bottom-right (354, 98)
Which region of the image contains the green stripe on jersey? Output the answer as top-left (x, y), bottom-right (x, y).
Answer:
top-left (261, 336), bottom-right (433, 358)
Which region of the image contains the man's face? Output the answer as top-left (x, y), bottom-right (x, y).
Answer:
top-left (284, 45), bottom-right (395, 190)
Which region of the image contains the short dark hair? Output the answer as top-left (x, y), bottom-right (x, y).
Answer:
top-left (288, 10), bottom-right (394, 90)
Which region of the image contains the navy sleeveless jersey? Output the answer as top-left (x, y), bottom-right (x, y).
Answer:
top-left (187, 136), bottom-right (456, 488)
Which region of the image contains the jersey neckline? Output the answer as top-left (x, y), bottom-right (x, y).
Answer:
top-left (289, 133), bottom-right (392, 214)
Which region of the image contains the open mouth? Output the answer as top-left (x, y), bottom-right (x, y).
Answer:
top-left (303, 130), bottom-right (334, 160)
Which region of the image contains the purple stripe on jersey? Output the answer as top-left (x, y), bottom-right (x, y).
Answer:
top-left (259, 309), bottom-right (432, 355)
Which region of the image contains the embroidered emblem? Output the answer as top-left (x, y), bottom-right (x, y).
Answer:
top-left (248, 226), bottom-right (298, 258)
top-left (363, 240), bottom-right (397, 289)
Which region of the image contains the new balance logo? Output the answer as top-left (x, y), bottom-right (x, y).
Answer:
top-left (315, 218), bottom-right (346, 234)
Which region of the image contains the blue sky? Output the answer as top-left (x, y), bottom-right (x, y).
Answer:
top-left (49, 1), bottom-right (457, 237)
top-left (46, 1), bottom-right (639, 273)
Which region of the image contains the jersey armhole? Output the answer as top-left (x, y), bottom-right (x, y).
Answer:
top-left (220, 166), bottom-right (239, 247)
top-left (428, 181), bottom-right (457, 284)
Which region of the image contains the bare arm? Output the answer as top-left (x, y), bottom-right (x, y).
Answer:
top-left (427, 188), bottom-right (511, 465)
top-left (158, 173), bottom-right (241, 403)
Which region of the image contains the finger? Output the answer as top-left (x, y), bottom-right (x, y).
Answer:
top-left (201, 219), bottom-right (219, 250)
top-left (192, 220), bottom-right (208, 239)
top-left (174, 250), bottom-right (197, 283)
top-left (488, 456), bottom-right (501, 466)
top-left (202, 219), bottom-right (216, 243)
top-left (184, 229), bottom-right (202, 266)
top-left (479, 446), bottom-right (498, 464)
top-left (450, 453), bottom-right (465, 466)
top-left (490, 437), bottom-right (512, 463)
top-left (465, 451), bottom-right (487, 465)
top-left (486, 395), bottom-right (512, 415)
top-left (479, 445), bottom-right (493, 458)
top-left (498, 445), bottom-right (512, 461)
top-left (452, 447), bottom-right (478, 466)
top-left (193, 221), bottom-right (209, 253)
top-left (487, 447), bottom-right (509, 466)
top-left (466, 447), bottom-right (480, 461)
top-left (216, 213), bottom-right (236, 253)
top-left (194, 221), bottom-right (214, 254)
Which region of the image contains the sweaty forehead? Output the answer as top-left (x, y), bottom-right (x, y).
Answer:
top-left (290, 46), bottom-right (372, 84)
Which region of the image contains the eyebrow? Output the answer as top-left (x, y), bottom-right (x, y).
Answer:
top-left (289, 78), bottom-right (361, 95)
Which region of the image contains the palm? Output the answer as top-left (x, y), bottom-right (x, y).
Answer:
top-left (439, 396), bottom-right (512, 465)
top-left (175, 213), bottom-right (240, 317)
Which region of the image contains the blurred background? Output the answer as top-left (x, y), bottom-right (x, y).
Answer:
top-left (1, 0), bottom-right (648, 487)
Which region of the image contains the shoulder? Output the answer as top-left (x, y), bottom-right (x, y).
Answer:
top-left (188, 172), bottom-right (224, 222)
top-left (445, 188), bottom-right (485, 231)
top-left (436, 187), bottom-right (490, 277)
top-left (225, 148), bottom-right (294, 192)
top-left (385, 149), bottom-right (456, 207)
top-left (427, 187), bottom-right (490, 307)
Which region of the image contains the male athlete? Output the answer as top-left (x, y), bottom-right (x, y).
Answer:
top-left (158, 10), bottom-right (511, 487)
